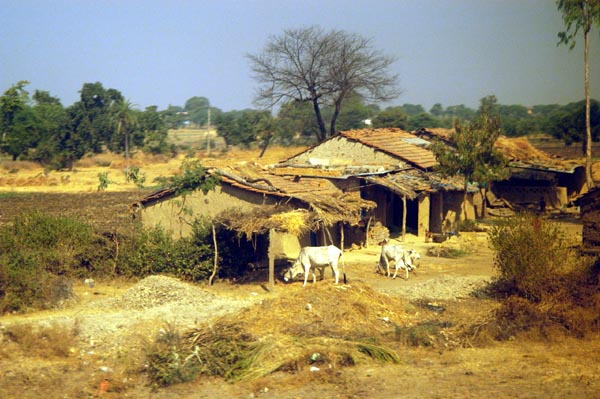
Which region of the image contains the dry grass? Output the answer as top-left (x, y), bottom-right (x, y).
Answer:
top-left (0, 147), bottom-right (306, 193)
top-left (0, 321), bottom-right (79, 359)
top-left (181, 282), bottom-right (408, 382)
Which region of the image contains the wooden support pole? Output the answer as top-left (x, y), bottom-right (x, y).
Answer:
top-left (402, 195), bottom-right (407, 242)
top-left (268, 229), bottom-right (275, 292)
top-left (365, 216), bottom-right (372, 247)
top-left (209, 223), bottom-right (218, 286)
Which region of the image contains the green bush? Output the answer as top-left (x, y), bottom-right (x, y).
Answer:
top-left (488, 213), bottom-right (573, 301)
top-left (144, 324), bottom-right (200, 387)
top-left (0, 251), bottom-right (73, 313)
top-left (485, 212), bottom-right (600, 339)
top-left (0, 212), bottom-right (111, 312)
top-left (0, 211), bottom-right (110, 277)
top-left (125, 166), bottom-right (146, 188)
top-left (119, 221), bottom-right (214, 281)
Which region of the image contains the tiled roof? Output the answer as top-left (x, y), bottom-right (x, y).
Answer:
top-left (339, 128), bottom-right (438, 170)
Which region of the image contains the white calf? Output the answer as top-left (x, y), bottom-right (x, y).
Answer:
top-left (284, 245), bottom-right (345, 287)
top-left (379, 244), bottom-right (421, 279)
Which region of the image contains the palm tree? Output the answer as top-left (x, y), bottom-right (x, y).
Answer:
top-left (111, 99), bottom-right (138, 176)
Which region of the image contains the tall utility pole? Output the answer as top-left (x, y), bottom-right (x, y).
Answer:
top-left (206, 107), bottom-right (211, 156)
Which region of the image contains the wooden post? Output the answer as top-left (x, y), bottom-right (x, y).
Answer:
top-left (268, 228), bottom-right (275, 292)
top-left (365, 216), bottom-right (372, 247)
top-left (324, 225), bottom-right (334, 245)
top-left (402, 195), bottom-right (407, 242)
top-left (208, 223), bottom-right (218, 286)
top-left (339, 222), bottom-right (344, 250)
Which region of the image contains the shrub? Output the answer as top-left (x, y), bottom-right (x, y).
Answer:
top-left (487, 213), bottom-right (573, 301)
top-left (125, 166), bottom-right (146, 188)
top-left (144, 324), bottom-right (200, 387)
top-left (3, 321), bottom-right (78, 358)
top-left (485, 212), bottom-right (600, 339)
top-left (0, 211), bottom-right (110, 277)
top-left (97, 172), bottom-right (112, 191)
top-left (0, 212), bottom-right (111, 312)
top-left (119, 222), bottom-right (214, 281)
top-left (0, 252), bottom-right (74, 313)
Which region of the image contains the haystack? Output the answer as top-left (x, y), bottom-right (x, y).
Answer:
top-left (184, 282), bottom-right (408, 381)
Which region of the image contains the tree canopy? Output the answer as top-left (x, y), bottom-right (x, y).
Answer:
top-left (431, 95), bottom-right (509, 220)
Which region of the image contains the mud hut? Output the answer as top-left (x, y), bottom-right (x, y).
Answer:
top-left (131, 163), bottom-right (375, 278)
top-left (278, 128), bottom-right (476, 237)
top-left (574, 188), bottom-right (600, 253)
top-left (413, 128), bottom-right (587, 213)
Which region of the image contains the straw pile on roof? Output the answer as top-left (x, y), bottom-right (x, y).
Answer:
top-left (215, 205), bottom-right (313, 239)
top-left (495, 136), bottom-right (583, 170)
top-left (184, 282), bottom-right (408, 381)
top-left (495, 136), bottom-right (556, 162)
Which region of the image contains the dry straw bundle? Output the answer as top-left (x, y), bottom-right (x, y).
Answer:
top-left (184, 282), bottom-right (407, 381)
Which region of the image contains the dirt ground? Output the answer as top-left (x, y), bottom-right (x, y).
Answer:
top-left (1, 149), bottom-right (599, 398)
top-left (1, 221), bottom-right (599, 399)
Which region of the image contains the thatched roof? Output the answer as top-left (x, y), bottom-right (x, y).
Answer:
top-left (495, 136), bottom-right (582, 172)
top-left (413, 128), bottom-right (583, 173)
top-left (134, 163), bottom-right (376, 237)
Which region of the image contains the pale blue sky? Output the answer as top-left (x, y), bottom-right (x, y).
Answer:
top-left (1, 0), bottom-right (599, 112)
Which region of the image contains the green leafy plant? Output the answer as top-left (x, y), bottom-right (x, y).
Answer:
top-left (155, 159), bottom-right (220, 197)
top-left (144, 324), bottom-right (200, 387)
top-left (97, 171), bottom-right (112, 191)
top-left (125, 165), bottom-right (146, 188)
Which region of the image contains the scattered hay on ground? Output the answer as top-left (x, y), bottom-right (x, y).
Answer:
top-left (182, 282), bottom-right (408, 382)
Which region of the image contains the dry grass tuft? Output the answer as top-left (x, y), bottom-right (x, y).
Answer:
top-left (1, 321), bottom-right (79, 358)
top-left (0, 160), bottom-right (40, 171)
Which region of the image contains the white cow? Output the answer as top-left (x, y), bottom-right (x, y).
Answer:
top-left (378, 244), bottom-right (421, 280)
top-left (284, 245), bottom-right (345, 287)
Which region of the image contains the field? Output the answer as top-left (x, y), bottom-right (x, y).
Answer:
top-left (0, 143), bottom-right (599, 398)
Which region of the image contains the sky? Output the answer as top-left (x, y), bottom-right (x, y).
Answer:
top-left (1, 0), bottom-right (599, 113)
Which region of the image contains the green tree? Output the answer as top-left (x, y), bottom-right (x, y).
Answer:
top-left (0, 80), bottom-right (31, 158)
top-left (431, 95), bottom-right (509, 220)
top-left (69, 82), bottom-right (121, 154)
top-left (371, 106), bottom-right (407, 129)
top-left (497, 104), bottom-right (532, 136)
top-left (406, 113), bottom-right (443, 131)
top-left (184, 96), bottom-right (210, 127)
top-left (400, 103), bottom-right (426, 116)
top-left (332, 93), bottom-right (376, 131)
top-left (1, 107), bottom-right (38, 161)
top-left (162, 105), bottom-right (187, 129)
top-left (442, 104), bottom-right (476, 121)
top-left (140, 105), bottom-right (170, 154)
top-left (430, 103), bottom-right (444, 117)
top-left (215, 109), bottom-right (271, 147)
top-left (248, 26), bottom-right (399, 142)
top-left (557, 0), bottom-right (600, 188)
top-left (30, 90), bottom-right (71, 167)
top-left (547, 99), bottom-right (600, 146)
top-left (277, 100), bottom-right (320, 145)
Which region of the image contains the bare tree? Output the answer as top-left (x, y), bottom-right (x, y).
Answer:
top-left (248, 26), bottom-right (399, 142)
